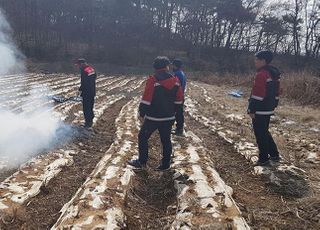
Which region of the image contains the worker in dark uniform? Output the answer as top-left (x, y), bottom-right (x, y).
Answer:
top-left (128, 56), bottom-right (184, 171)
top-left (75, 58), bottom-right (97, 128)
top-left (248, 51), bottom-right (281, 166)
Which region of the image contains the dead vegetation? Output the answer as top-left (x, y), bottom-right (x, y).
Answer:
top-left (282, 72), bottom-right (320, 106)
top-left (189, 71), bottom-right (320, 107)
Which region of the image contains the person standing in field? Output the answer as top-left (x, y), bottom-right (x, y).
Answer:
top-left (75, 58), bottom-right (97, 128)
top-left (248, 50), bottom-right (281, 166)
top-left (128, 56), bottom-right (184, 171)
top-left (172, 59), bottom-right (187, 136)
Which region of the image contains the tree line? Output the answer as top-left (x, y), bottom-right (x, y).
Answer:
top-left (0, 0), bottom-right (319, 66)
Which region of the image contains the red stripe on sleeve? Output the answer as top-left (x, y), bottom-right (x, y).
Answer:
top-left (141, 76), bottom-right (156, 104)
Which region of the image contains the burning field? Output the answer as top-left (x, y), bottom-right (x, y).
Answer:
top-left (0, 74), bottom-right (319, 229)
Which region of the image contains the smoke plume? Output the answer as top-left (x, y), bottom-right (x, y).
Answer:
top-left (0, 9), bottom-right (25, 75)
top-left (0, 9), bottom-right (70, 169)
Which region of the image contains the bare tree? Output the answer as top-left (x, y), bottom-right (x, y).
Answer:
top-left (0, 0), bottom-right (318, 61)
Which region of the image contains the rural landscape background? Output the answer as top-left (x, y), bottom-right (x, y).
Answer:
top-left (0, 0), bottom-right (319, 229)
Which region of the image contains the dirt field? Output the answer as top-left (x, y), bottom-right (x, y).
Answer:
top-left (0, 74), bottom-right (319, 229)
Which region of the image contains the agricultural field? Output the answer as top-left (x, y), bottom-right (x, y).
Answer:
top-left (0, 74), bottom-right (319, 229)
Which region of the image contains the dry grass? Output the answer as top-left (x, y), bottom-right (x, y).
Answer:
top-left (281, 72), bottom-right (320, 106)
top-left (301, 115), bottom-right (317, 123)
top-left (189, 71), bottom-right (252, 87)
top-left (189, 71), bottom-right (320, 106)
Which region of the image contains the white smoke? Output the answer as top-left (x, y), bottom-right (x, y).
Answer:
top-left (0, 9), bottom-right (70, 169)
top-left (0, 9), bottom-right (25, 75)
top-left (0, 110), bottom-right (59, 165)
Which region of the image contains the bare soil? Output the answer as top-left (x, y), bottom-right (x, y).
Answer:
top-left (1, 75), bottom-right (319, 229)
top-left (124, 134), bottom-right (178, 230)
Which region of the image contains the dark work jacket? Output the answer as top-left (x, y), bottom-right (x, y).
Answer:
top-left (79, 65), bottom-right (96, 98)
top-left (139, 70), bottom-right (184, 121)
top-left (248, 65), bottom-right (281, 115)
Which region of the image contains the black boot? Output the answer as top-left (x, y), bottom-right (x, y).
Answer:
top-left (128, 159), bottom-right (146, 169)
top-left (175, 128), bottom-right (184, 136)
top-left (84, 121), bottom-right (93, 128)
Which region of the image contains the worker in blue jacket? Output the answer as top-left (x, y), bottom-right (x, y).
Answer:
top-left (172, 59), bottom-right (186, 136)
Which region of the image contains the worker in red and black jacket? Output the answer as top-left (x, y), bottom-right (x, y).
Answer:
top-left (128, 56), bottom-right (184, 171)
top-left (75, 58), bottom-right (97, 128)
top-left (248, 50), bottom-right (281, 166)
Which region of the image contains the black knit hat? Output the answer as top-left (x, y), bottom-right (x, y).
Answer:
top-left (172, 59), bottom-right (183, 68)
top-left (255, 50), bottom-right (273, 64)
top-left (153, 56), bottom-right (170, 70)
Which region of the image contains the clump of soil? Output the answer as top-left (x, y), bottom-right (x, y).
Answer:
top-left (265, 170), bottom-right (310, 198)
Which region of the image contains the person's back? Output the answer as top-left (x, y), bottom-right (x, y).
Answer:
top-left (141, 71), bottom-right (181, 122)
top-left (129, 56), bottom-right (183, 171)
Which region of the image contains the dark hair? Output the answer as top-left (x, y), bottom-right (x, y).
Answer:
top-left (255, 50), bottom-right (273, 64)
top-left (172, 59), bottom-right (183, 68)
top-left (153, 56), bottom-right (170, 70)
